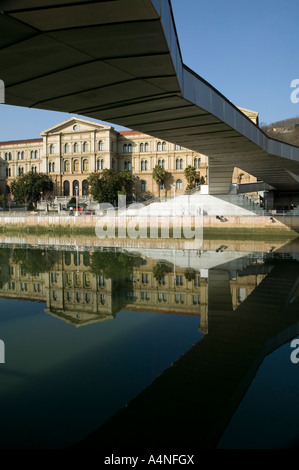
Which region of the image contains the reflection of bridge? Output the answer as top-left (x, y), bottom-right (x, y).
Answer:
top-left (2, 1), bottom-right (299, 194)
top-left (76, 258), bottom-right (299, 450)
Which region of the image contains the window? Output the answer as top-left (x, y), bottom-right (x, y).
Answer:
top-left (100, 294), bottom-right (106, 305)
top-left (34, 284), bottom-right (41, 293)
top-left (64, 160), bottom-right (70, 172)
top-left (76, 292), bottom-right (81, 303)
top-left (83, 159), bottom-right (89, 171)
top-left (17, 152), bottom-right (21, 160)
top-left (145, 143), bottom-right (149, 152)
top-left (97, 159), bottom-right (104, 170)
top-left (162, 142), bottom-right (166, 151)
top-left (123, 144), bottom-right (128, 153)
top-left (21, 282), bottom-right (28, 292)
top-left (21, 151), bottom-right (24, 160)
top-left (73, 160), bottom-right (79, 172)
top-left (83, 142), bottom-right (88, 152)
top-left (176, 159), bottom-right (180, 170)
top-left (124, 161), bottom-right (132, 171)
top-left (63, 180), bottom-right (70, 196)
top-left (31, 166), bottom-right (37, 173)
top-left (141, 180), bottom-right (147, 191)
top-left (157, 142), bottom-right (161, 152)
top-left (98, 141), bottom-right (103, 151)
top-left (49, 144), bottom-right (55, 154)
top-left (180, 159), bottom-right (183, 169)
top-left (6, 168), bottom-right (11, 177)
top-left (238, 287), bottom-right (246, 303)
top-left (141, 160), bottom-right (145, 171)
top-left (82, 179), bottom-right (88, 196)
top-left (142, 273), bottom-right (149, 284)
top-left (73, 180), bottom-right (79, 196)
top-left (194, 158), bottom-right (198, 169)
top-left (8, 152), bottom-right (12, 161)
top-left (86, 293), bottom-right (91, 304)
top-left (193, 295), bottom-right (200, 304)
top-left (140, 143), bottom-right (144, 153)
top-left (158, 159), bottom-right (165, 169)
top-left (99, 275), bottom-right (105, 287)
top-left (64, 143), bottom-right (69, 153)
top-left (67, 292), bottom-right (72, 301)
top-left (176, 179), bottom-right (183, 190)
top-left (128, 143), bottom-right (132, 153)
top-left (74, 142), bottom-right (79, 153)
top-left (176, 275), bottom-right (184, 286)
top-left (145, 160), bottom-right (148, 170)
top-left (49, 162), bottom-right (55, 173)
top-left (73, 124), bottom-right (78, 131)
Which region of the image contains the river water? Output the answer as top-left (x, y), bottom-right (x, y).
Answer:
top-left (0, 238), bottom-right (298, 450)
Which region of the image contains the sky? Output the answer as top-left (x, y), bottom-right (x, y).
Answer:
top-left (0, 0), bottom-right (298, 141)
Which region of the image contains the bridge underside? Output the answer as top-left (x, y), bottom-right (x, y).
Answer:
top-left (1, 0), bottom-right (299, 194)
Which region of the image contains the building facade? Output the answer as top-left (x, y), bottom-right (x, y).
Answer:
top-left (0, 115), bottom-right (257, 199)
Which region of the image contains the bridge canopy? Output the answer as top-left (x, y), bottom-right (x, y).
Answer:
top-left (1, 0), bottom-right (299, 193)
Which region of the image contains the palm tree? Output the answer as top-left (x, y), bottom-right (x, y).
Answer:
top-left (152, 165), bottom-right (167, 198)
top-left (184, 165), bottom-right (196, 190)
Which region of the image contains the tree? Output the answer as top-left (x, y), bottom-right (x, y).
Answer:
top-left (153, 262), bottom-right (172, 282)
top-left (184, 165), bottom-right (197, 190)
top-left (10, 172), bottom-right (51, 209)
top-left (0, 194), bottom-right (5, 208)
top-left (88, 169), bottom-right (134, 205)
top-left (12, 248), bottom-right (57, 276)
top-left (152, 165), bottom-right (167, 198)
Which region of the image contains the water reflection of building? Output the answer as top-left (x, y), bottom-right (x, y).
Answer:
top-left (0, 249), bottom-right (269, 330)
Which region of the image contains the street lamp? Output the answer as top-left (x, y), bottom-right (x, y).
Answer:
top-left (75, 185), bottom-right (79, 217)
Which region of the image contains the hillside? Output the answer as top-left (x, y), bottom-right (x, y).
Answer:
top-left (261, 116), bottom-right (299, 146)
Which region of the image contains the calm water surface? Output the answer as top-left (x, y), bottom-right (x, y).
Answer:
top-left (0, 242), bottom-right (298, 449)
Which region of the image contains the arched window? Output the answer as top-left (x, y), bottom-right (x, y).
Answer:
top-left (83, 159), bottom-right (89, 171)
top-left (30, 151), bottom-right (34, 159)
top-left (64, 160), bottom-right (70, 173)
top-left (82, 179), bottom-right (89, 196)
top-left (6, 168), bottom-right (11, 177)
top-left (128, 143), bottom-right (132, 153)
top-left (123, 144), bottom-right (128, 153)
top-left (49, 162), bottom-right (55, 173)
top-left (73, 160), bottom-right (79, 172)
top-left (176, 179), bottom-right (183, 190)
top-left (140, 143), bottom-right (144, 153)
top-left (145, 160), bottom-right (148, 170)
top-left (63, 180), bottom-right (70, 196)
top-left (64, 143), bottom-right (69, 153)
top-left (65, 252), bottom-right (71, 266)
top-left (18, 167), bottom-right (24, 176)
top-left (17, 152), bottom-right (21, 160)
top-left (8, 152), bottom-right (12, 161)
top-left (157, 142), bottom-right (161, 152)
top-left (49, 144), bottom-right (55, 154)
top-left (176, 159), bottom-right (180, 170)
top-left (83, 142), bottom-right (88, 152)
top-left (162, 159), bottom-right (165, 169)
top-left (141, 180), bottom-right (147, 191)
top-left (158, 159), bottom-right (165, 169)
top-left (124, 161), bottom-right (128, 170)
top-left (98, 141), bottom-right (103, 151)
top-left (101, 159), bottom-right (104, 170)
top-left (194, 158), bottom-right (198, 169)
top-left (162, 142), bottom-right (166, 151)
top-left (74, 142), bottom-right (79, 153)
top-left (73, 180), bottom-right (79, 196)
top-left (141, 160), bottom-right (145, 171)
top-left (197, 158), bottom-right (201, 167)
top-left (21, 151), bottom-right (24, 160)
top-left (145, 143), bottom-right (149, 152)
top-left (4, 152), bottom-right (7, 161)
top-left (180, 159), bottom-right (183, 169)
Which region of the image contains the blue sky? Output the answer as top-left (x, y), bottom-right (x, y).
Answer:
top-left (0, 0), bottom-right (298, 141)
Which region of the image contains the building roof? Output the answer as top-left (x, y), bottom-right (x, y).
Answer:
top-left (0, 138), bottom-right (43, 147)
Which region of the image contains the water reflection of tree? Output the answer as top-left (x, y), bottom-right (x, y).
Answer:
top-left (90, 250), bottom-right (143, 314)
top-left (0, 248), bottom-right (12, 286)
top-left (90, 251), bottom-right (142, 279)
top-left (153, 262), bottom-right (173, 281)
top-left (12, 249), bottom-right (58, 276)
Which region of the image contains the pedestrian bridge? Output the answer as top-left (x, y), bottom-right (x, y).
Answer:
top-left (1, 0), bottom-right (299, 193)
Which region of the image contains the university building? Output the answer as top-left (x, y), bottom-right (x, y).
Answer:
top-left (0, 113), bottom-right (257, 199)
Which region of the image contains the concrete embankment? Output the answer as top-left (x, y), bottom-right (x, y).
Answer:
top-left (0, 213), bottom-right (298, 232)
